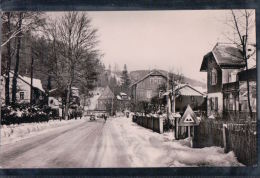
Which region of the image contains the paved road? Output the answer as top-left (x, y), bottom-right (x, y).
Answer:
top-left (0, 118), bottom-right (131, 168)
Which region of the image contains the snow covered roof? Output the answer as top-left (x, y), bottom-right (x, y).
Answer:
top-left (200, 43), bottom-right (246, 71)
top-left (162, 84), bottom-right (204, 97)
top-left (120, 92), bottom-right (127, 96)
top-left (116, 95), bottom-right (122, 100)
top-left (176, 85), bottom-right (204, 96)
top-left (20, 76), bottom-right (45, 92)
top-left (8, 71), bottom-right (45, 92)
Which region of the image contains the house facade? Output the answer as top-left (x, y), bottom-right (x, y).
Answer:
top-left (222, 67), bottom-right (257, 120)
top-left (130, 70), bottom-right (167, 104)
top-left (200, 44), bottom-right (246, 117)
top-left (2, 71), bottom-right (46, 106)
top-left (97, 86), bottom-right (115, 112)
top-left (116, 92), bottom-right (131, 112)
top-left (162, 84), bottom-right (206, 113)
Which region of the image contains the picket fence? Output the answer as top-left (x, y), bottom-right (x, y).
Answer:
top-left (132, 115), bottom-right (163, 133)
top-left (193, 119), bottom-right (257, 166)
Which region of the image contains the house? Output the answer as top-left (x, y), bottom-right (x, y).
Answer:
top-left (130, 69), bottom-right (167, 104)
top-left (222, 67), bottom-right (256, 120)
top-left (116, 92), bottom-right (131, 111)
top-left (2, 71), bottom-right (46, 105)
top-left (96, 86), bottom-right (115, 112)
top-left (48, 88), bottom-right (63, 117)
top-left (200, 43), bottom-right (246, 117)
top-left (162, 84), bottom-right (206, 113)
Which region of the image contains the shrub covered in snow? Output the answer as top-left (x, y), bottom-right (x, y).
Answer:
top-left (1, 104), bottom-right (57, 125)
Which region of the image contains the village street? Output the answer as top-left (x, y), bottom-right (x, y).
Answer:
top-left (0, 116), bottom-right (242, 168)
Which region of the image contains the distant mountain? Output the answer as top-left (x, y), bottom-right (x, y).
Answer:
top-left (129, 70), bottom-right (206, 88)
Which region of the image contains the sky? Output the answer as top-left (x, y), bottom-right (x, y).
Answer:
top-left (48, 10), bottom-right (256, 83)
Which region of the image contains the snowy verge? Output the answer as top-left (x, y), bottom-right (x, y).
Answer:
top-left (1, 118), bottom-right (86, 146)
top-left (113, 117), bottom-right (243, 167)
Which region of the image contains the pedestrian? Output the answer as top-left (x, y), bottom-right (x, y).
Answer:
top-left (104, 113), bottom-right (107, 122)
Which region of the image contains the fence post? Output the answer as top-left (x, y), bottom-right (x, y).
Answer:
top-left (152, 117), bottom-right (154, 131)
top-left (223, 124), bottom-right (228, 153)
top-left (159, 117), bottom-right (163, 133)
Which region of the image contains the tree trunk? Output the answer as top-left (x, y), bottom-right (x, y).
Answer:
top-left (243, 36), bottom-right (253, 119)
top-left (11, 13), bottom-right (23, 104)
top-left (5, 12), bottom-right (11, 105)
top-left (30, 47), bottom-right (34, 106)
top-left (64, 82), bottom-right (72, 120)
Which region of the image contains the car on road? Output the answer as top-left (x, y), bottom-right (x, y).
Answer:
top-left (89, 114), bottom-right (96, 121)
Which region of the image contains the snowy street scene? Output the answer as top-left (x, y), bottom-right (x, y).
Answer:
top-left (0, 10), bottom-right (257, 168)
top-left (0, 116), bottom-right (241, 168)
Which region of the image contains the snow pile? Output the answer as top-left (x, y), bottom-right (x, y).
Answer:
top-left (113, 117), bottom-right (243, 167)
top-left (1, 118), bottom-right (86, 145)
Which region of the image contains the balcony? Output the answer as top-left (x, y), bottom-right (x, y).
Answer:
top-left (223, 81), bottom-right (239, 92)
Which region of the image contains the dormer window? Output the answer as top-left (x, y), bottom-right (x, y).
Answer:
top-left (211, 68), bottom-right (217, 85)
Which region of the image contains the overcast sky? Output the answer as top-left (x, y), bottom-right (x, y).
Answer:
top-left (48, 10), bottom-right (256, 83)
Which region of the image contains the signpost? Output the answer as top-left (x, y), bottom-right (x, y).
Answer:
top-left (177, 105), bottom-right (200, 140)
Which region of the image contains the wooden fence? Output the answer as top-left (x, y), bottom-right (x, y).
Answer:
top-left (193, 119), bottom-right (257, 166)
top-left (132, 115), bottom-right (163, 133)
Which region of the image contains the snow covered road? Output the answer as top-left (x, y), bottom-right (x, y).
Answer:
top-left (0, 117), bottom-right (242, 168)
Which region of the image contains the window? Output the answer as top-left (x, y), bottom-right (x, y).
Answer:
top-left (228, 71), bottom-right (237, 83)
top-left (211, 68), bottom-right (217, 85)
top-left (146, 90), bottom-right (152, 99)
top-left (191, 96), bottom-right (195, 102)
top-left (20, 92), bottom-right (25, 100)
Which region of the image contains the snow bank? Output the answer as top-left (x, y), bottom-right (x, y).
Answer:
top-left (113, 117), bottom-right (243, 167)
top-left (1, 118), bottom-right (86, 146)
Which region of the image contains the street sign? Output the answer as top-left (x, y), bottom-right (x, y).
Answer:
top-left (178, 105), bottom-right (199, 126)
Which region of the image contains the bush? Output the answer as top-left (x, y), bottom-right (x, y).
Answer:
top-left (1, 104), bottom-right (51, 125)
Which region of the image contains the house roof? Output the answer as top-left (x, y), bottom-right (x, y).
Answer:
top-left (9, 71), bottom-right (45, 92)
top-left (200, 44), bottom-right (246, 71)
top-left (130, 69), bottom-right (167, 87)
top-left (98, 86), bottom-right (114, 100)
top-left (176, 84), bottom-right (204, 96)
top-left (162, 84), bottom-right (204, 97)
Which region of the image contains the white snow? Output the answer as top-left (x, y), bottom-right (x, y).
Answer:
top-left (0, 118), bottom-right (86, 146)
top-left (113, 117), bottom-right (243, 167)
top-left (86, 87), bottom-right (104, 110)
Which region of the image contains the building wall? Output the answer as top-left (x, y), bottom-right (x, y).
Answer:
top-left (175, 95), bottom-right (205, 113)
top-left (222, 69), bottom-right (243, 84)
top-left (207, 92), bottom-right (223, 117)
top-left (207, 54), bottom-right (222, 93)
top-left (135, 75), bottom-right (166, 102)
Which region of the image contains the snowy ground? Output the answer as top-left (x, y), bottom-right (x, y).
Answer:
top-left (0, 118), bottom-right (86, 146)
top-left (0, 116), bottom-right (242, 168)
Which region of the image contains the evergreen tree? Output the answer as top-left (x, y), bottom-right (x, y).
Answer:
top-left (120, 64), bottom-right (131, 93)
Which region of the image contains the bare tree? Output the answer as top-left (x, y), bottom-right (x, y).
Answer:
top-left (1, 12), bottom-right (46, 104)
top-left (46, 12), bottom-right (101, 119)
top-left (226, 10), bottom-right (256, 118)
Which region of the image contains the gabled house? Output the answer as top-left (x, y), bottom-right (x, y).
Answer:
top-left (162, 84), bottom-right (206, 113)
top-left (2, 71), bottom-right (47, 105)
top-left (130, 69), bottom-right (167, 104)
top-left (97, 86), bottom-right (115, 112)
top-left (200, 43), bottom-right (252, 118)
